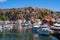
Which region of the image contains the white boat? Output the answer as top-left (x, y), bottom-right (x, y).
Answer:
top-left (31, 22), bottom-right (41, 34)
top-left (0, 25), bottom-right (3, 32)
top-left (50, 23), bottom-right (60, 34)
top-left (1, 21), bottom-right (14, 31)
top-left (8, 24), bottom-right (14, 30)
top-left (39, 24), bottom-right (50, 35)
top-left (22, 22), bottom-right (29, 30)
top-left (33, 22), bottom-right (41, 28)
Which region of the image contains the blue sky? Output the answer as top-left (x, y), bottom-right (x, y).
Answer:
top-left (0, 0), bottom-right (60, 11)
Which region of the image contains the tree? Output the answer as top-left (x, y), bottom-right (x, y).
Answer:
top-left (12, 11), bottom-right (19, 20)
top-left (39, 12), bottom-right (47, 20)
top-left (0, 15), bottom-right (3, 20)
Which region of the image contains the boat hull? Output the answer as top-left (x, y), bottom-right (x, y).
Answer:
top-left (39, 30), bottom-right (50, 36)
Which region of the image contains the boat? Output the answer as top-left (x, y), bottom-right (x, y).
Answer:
top-left (31, 22), bottom-right (41, 34)
top-left (22, 21), bottom-right (30, 30)
top-left (0, 24), bottom-right (2, 32)
top-left (38, 24), bottom-right (50, 36)
top-left (50, 23), bottom-right (60, 34)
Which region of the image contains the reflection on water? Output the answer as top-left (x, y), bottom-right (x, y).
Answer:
top-left (39, 35), bottom-right (50, 40)
top-left (0, 23), bottom-right (59, 40)
top-left (52, 37), bottom-right (58, 40)
top-left (0, 30), bottom-right (59, 40)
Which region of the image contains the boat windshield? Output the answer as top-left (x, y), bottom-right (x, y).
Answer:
top-left (55, 26), bottom-right (60, 27)
top-left (57, 22), bottom-right (60, 24)
top-left (54, 23), bottom-right (60, 27)
top-left (41, 27), bottom-right (48, 28)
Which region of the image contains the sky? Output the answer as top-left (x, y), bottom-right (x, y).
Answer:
top-left (0, 0), bottom-right (60, 11)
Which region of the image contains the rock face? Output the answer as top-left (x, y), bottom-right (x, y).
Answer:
top-left (0, 7), bottom-right (60, 20)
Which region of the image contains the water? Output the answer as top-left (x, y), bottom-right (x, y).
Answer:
top-left (0, 23), bottom-right (59, 40)
top-left (0, 30), bottom-right (59, 40)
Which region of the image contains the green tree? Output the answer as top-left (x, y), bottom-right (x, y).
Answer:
top-left (39, 12), bottom-right (47, 20)
top-left (12, 11), bottom-right (19, 20)
top-left (0, 15), bottom-right (3, 20)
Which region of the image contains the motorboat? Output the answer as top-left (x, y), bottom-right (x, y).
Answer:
top-left (50, 23), bottom-right (60, 34)
top-left (0, 24), bottom-right (2, 32)
top-left (22, 21), bottom-right (29, 30)
top-left (38, 24), bottom-right (50, 36)
top-left (1, 21), bottom-right (14, 31)
top-left (33, 21), bottom-right (41, 28)
top-left (21, 21), bottom-right (32, 31)
top-left (31, 22), bottom-right (41, 34)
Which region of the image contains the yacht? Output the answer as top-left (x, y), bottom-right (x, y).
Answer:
top-left (32, 22), bottom-right (41, 34)
top-left (1, 21), bottom-right (13, 31)
top-left (50, 23), bottom-right (60, 34)
top-left (22, 21), bottom-right (30, 30)
top-left (39, 24), bottom-right (50, 35)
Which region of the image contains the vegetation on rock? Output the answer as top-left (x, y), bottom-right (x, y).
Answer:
top-left (0, 7), bottom-right (60, 21)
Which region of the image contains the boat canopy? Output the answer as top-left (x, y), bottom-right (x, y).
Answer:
top-left (40, 24), bottom-right (49, 28)
top-left (33, 22), bottom-right (40, 27)
top-left (54, 23), bottom-right (60, 26)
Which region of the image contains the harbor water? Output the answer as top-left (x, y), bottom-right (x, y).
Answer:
top-left (0, 23), bottom-right (60, 40)
top-left (0, 30), bottom-right (59, 40)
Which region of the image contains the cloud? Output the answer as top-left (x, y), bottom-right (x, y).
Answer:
top-left (0, 0), bottom-right (7, 2)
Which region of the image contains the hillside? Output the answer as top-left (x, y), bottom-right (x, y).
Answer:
top-left (0, 7), bottom-right (60, 21)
